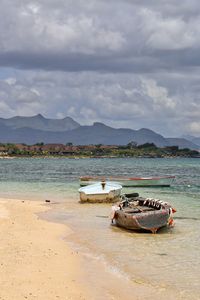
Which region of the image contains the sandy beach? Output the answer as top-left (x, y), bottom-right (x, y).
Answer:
top-left (0, 198), bottom-right (146, 300)
top-left (0, 197), bottom-right (190, 300)
top-left (0, 198), bottom-right (94, 300)
top-left (0, 198), bottom-right (148, 300)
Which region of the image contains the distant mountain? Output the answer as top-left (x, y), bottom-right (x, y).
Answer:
top-left (192, 137), bottom-right (200, 147)
top-left (0, 121), bottom-right (167, 145)
top-left (0, 114), bottom-right (80, 132)
top-left (130, 128), bottom-right (168, 147)
top-left (166, 138), bottom-right (199, 150)
top-left (182, 135), bottom-right (200, 147)
top-left (0, 115), bottom-right (199, 149)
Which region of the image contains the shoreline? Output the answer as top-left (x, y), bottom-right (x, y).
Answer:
top-left (0, 198), bottom-right (186, 299)
top-left (0, 155), bottom-right (199, 159)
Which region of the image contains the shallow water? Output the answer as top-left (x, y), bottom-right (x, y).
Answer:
top-left (0, 157), bottom-right (200, 299)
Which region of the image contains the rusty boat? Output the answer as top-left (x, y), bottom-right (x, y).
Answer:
top-left (111, 194), bottom-right (176, 233)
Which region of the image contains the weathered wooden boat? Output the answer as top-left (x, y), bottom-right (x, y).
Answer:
top-left (80, 176), bottom-right (175, 187)
top-left (78, 181), bottom-right (122, 203)
top-left (111, 195), bottom-right (176, 233)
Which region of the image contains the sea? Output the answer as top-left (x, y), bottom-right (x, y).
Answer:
top-left (0, 157), bottom-right (199, 299)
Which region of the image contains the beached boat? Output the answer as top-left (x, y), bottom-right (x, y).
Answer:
top-left (78, 181), bottom-right (122, 203)
top-left (111, 195), bottom-right (176, 233)
top-left (80, 176), bottom-right (175, 187)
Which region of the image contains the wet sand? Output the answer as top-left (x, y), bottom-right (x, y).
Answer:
top-left (0, 198), bottom-right (179, 300)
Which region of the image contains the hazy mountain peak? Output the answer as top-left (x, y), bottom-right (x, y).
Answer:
top-left (8, 114), bottom-right (45, 120)
top-left (138, 128), bottom-right (155, 134)
top-left (0, 114), bottom-right (80, 132)
top-left (93, 122), bottom-right (114, 129)
top-left (34, 113), bottom-right (44, 119)
top-left (93, 122), bottom-right (107, 126)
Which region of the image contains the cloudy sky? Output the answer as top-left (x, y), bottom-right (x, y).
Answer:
top-left (0, 0), bottom-right (200, 137)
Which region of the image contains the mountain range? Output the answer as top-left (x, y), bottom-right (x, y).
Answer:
top-left (0, 114), bottom-right (199, 150)
top-left (0, 114), bottom-right (80, 132)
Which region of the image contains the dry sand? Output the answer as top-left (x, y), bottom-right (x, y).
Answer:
top-left (0, 198), bottom-right (178, 300)
top-left (0, 199), bottom-right (91, 300)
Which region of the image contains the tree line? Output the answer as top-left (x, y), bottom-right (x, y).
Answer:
top-left (0, 142), bottom-right (199, 158)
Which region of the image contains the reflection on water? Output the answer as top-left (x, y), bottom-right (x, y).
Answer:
top-left (0, 157), bottom-right (200, 299)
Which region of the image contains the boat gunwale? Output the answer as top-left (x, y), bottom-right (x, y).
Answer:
top-left (80, 175), bottom-right (175, 181)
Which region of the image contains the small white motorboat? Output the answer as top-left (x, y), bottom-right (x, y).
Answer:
top-left (78, 181), bottom-right (122, 203)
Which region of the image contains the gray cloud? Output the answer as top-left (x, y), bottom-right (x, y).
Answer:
top-left (1, 0), bottom-right (200, 72)
top-left (0, 0), bottom-right (200, 137)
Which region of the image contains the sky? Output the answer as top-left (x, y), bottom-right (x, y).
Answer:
top-left (0, 0), bottom-right (200, 137)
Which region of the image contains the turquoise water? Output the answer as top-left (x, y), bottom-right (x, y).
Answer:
top-left (0, 157), bottom-right (200, 299)
top-left (0, 157), bottom-right (199, 198)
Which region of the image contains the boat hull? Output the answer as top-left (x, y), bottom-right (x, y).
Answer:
top-left (79, 190), bottom-right (121, 203)
top-left (79, 182), bottom-right (122, 203)
top-left (111, 196), bottom-right (176, 233)
top-left (114, 209), bottom-right (170, 232)
top-left (80, 176), bottom-right (175, 187)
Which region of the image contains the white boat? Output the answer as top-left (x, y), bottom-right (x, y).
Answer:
top-left (78, 181), bottom-right (122, 203)
top-left (80, 176), bottom-right (175, 187)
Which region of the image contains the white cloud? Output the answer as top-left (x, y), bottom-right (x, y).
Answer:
top-left (141, 78), bottom-right (176, 110)
top-left (140, 8), bottom-right (200, 50)
top-left (56, 112), bottom-right (65, 119)
top-left (187, 122), bottom-right (200, 134)
top-left (30, 88), bottom-right (40, 96)
top-left (0, 77), bottom-right (43, 116)
top-left (80, 107), bottom-right (97, 120)
top-left (4, 78), bottom-right (16, 85)
top-left (0, 1), bottom-right (125, 54)
top-left (0, 101), bottom-right (14, 115)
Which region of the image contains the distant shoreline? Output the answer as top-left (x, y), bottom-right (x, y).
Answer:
top-left (0, 154), bottom-right (199, 159)
top-left (0, 142), bottom-right (199, 158)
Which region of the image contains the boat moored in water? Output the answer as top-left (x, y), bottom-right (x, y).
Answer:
top-left (78, 181), bottom-right (122, 203)
top-left (111, 195), bottom-right (176, 233)
top-left (80, 175), bottom-right (175, 187)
